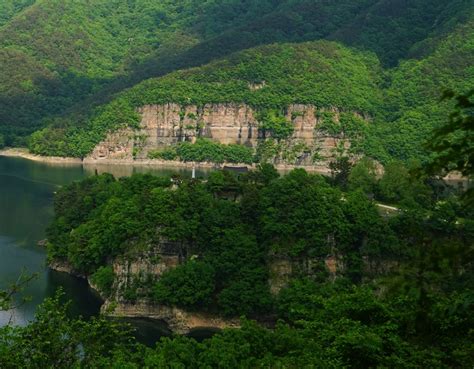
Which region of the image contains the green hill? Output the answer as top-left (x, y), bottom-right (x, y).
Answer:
top-left (0, 0), bottom-right (34, 26)
top-left (28, 40), bottom-right (384, 158)
top-left (1, 0), bottom-right (473, 163)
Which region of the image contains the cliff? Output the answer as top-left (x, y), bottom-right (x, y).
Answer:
top-left (94, 242), bottom-right (240, 334)
top-left (49, 243), bottom-right (396, 333)
top-left (85, 103), bottom-right (366, 169)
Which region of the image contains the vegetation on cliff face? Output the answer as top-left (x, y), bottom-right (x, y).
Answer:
top-left (148, 138), bottom-right (255, 164)
top-left (46, 158), bottom-right (472, 311)
top-left (29, 41), bottom-right (383, 159)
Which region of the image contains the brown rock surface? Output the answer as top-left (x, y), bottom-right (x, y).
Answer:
top-left (86, 103), bottom-right (363, 169)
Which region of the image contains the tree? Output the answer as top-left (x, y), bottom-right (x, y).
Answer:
top-left (348, 157), bottom-right (378, 196)
top-left (0, 291), bottom-right (138, 369)
top-left (329, 156), bottom-right (353, 190)
top-left (427, 89), bottom-right (474, 203)
top-left (153, 260), bottom-right (216, 310)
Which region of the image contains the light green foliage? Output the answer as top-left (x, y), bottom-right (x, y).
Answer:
top-left (254, 138), bottom-right (280, 164)
top-left (317, 111), bottom-right (340, 136)
top-left (148, 147), bottom-right (177, 161)
top-left (91, 266), bottom-right (115, 298)
top-left (257, 109), bottom-right (294, 140)
top-left (149, 139), bottom-right (254, 164)
top-left (176, 139), bottom-right (254, 164)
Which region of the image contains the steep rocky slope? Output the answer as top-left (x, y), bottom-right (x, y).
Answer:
top-left (85, 103), bottom-right (366, 170)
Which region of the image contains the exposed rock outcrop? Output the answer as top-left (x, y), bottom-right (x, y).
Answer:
top-left (86, 103), bottom-right (366, 170)
top-left (102, 300), bottom-right (239, 335)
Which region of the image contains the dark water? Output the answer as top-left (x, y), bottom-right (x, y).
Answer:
top-left (0, 156), bottom-right (206, 344)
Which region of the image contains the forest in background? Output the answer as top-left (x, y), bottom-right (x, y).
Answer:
top-left (0, 0), bottom-right (473, 165)
top-left (0, 1), bottom-right (473, 367)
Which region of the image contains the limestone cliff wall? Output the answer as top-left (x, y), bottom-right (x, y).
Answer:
top-left (102, 300), bottom-right (239, 334)
top-left (100, 242), bottom-right (241, 334)
top-left (86, 103), bottom-right (362, 168)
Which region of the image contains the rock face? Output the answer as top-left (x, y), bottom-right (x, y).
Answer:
top-left (101, 242), bottom-right (239, 334)
top-left (87, 103), bottom-right (365, 169)
top-left (103, 301), bottom-right (240, 335)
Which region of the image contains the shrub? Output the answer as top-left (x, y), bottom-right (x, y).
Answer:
top-left (148, 148), bottom-right (178, 160)
top-left (153, 260), bottom-right (216, 310)
top-left (90, 266), bottom-right (115, 297)
top-left (152, 139), bottom-right (255, 164)
top-left (257, 110), bottom-right (294, 140)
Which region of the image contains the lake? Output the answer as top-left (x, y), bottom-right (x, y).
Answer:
top-left (0, 156), bottom-right (206, 343)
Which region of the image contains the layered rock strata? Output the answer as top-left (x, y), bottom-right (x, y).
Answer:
top-left (86, 103), bottom-right (365, 169)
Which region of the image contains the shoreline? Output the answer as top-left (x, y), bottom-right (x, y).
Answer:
top-left (0, 148), bottom-right (82, 164)
top-left (0, 147), bottom-right (332, 174)
top-left (0, 148), bottom-right (467, 180)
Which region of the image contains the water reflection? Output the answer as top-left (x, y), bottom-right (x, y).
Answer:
top-left (0, 156), bottom-right (200, 337)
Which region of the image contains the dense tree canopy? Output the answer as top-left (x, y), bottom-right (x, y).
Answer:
top-left (2, 162), bottom-right (473, 368)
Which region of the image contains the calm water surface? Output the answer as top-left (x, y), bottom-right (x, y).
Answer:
top-left (0, 156), bottom-right (204, 343)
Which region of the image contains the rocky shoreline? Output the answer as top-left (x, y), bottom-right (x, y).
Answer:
top-left (0, 147), bottom-right (332, 174)
top-left (48, 259), bottom-right (239, 334)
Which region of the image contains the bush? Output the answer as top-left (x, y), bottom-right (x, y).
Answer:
top-left (257, 110), bottom-right (294, 140)
top-left (148, 148), bottom-right (178, 160)
top-left (151, 139), bottom-right (254, 164)
top-left (153, 261), bottom-right (216, 310)
top-left (90, 266), bottom-right (115, 297)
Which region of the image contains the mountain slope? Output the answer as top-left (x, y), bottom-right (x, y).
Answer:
top-left (1, 0), bottom-right (473, 159)
top-left (0, 0), bottom-right (34, 27)
top-left (28, 41), bottom-right (384, 158)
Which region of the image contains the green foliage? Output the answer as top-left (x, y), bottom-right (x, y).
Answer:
top-left (427, 89), bottom-right (474, 204)
top-left (0, 291), bottom-right (138, 369)
top-left (175, 139), bottom-right (254, 164)
top-left (91, 266), bottom-right (115, 298)
top-left (348, 157), bottom-right (378, 195)
top-left (317, 111), bottom-right (339, 136)
top-left (427, 89), bottom-right (474, 176)
top-left (46, 166), bottom-right (408, 316)
top-left (149, 139), bottom-right (255, 164)
top-left (154, 260), bottom-right (216, 310)
top-left (257, 109), bottom-right (294, 140)
top-left (329, 156), bottom-right (354, 190)
top-left (148, 147), bottom-right (177, 161)
top-left (0, 1), bottom-right (34, 27)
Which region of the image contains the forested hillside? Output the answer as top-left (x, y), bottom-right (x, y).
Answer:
top-left (1, 0), bottom-right (473, 164)
top-left (34, 161), bottom-right (473, 368)
top-left (0, 0), bottom-right (33, 26)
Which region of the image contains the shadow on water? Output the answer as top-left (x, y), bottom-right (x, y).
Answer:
top-left (118, 318), bottom-right (220, 347)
